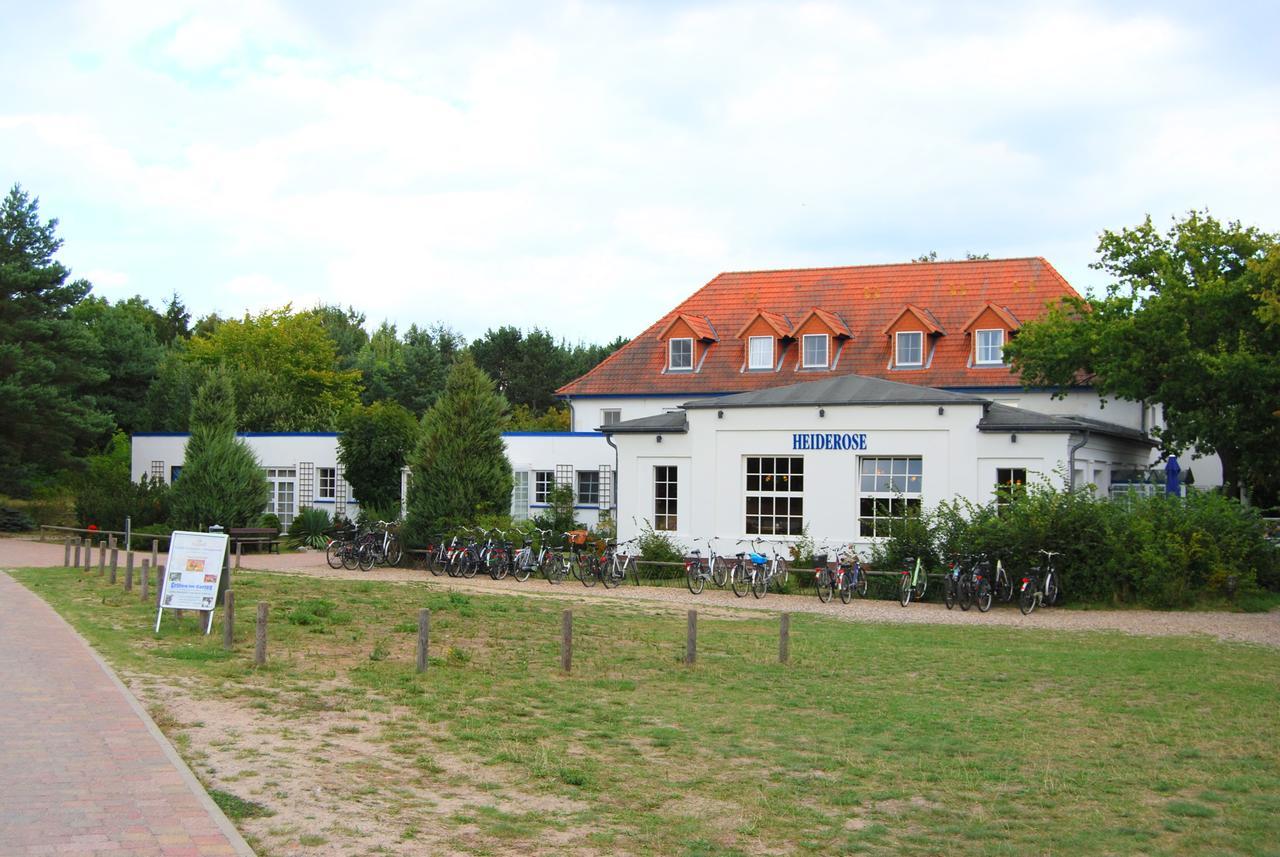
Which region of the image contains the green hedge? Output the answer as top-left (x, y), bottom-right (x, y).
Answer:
top-left (871, 484), bottom-right (1278, 608)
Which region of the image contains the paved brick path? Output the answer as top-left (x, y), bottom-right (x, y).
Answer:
top-left (0, 571), bottom-right (254, 856)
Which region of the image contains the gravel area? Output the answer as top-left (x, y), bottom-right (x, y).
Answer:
top-left (6, 536), bottom-right (1278, 648)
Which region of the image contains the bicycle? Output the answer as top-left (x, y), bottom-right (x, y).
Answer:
top-left (684, 539), bottom-right (726, 594)
top-left (325, 526), bottom-right (357, 570)
top-left (512, 528), bottom-right (556, 583)
top-left (898, 555), bottom-right (928, 606)
top-left (733, 540), bottom-right (788, 599)
top-left (599, 538), bottom-right (639, 588)
top-left (1019, 550), bottom-right (1061, 615)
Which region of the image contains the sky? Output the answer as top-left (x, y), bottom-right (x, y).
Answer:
top-left (3, 0), bottom-right (1278, 344)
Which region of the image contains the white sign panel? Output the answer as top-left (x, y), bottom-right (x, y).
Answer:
top-left (155, 530), bottom-right (229, 633)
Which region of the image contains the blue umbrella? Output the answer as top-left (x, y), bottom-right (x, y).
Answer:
top-left (1164, 456), bottom-right (1181, 496)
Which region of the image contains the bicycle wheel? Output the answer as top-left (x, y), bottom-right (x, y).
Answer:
top-left (386, 536), bottom-right (403, 568)
top-left (996, 571), bottom-right (1013, 603)
top-left (839, 575), bottom-right (853, 605)
top-left (816, 569), bottom-right (833, 603)
top-left (342, 543), bottom-right (360, 571)
top-left (570, 554), bottom-right (586, 583)
top-left (854, 570), bottom-right (868, 598)
top-left (958, 576), bottom-right (972, 611)
top-left (358, 544), bottom-right (376, 572)
top-left (899, 573), bottom-right (912, 606)
top-left (1045, 572), bottom-right (1059, 606)
top-left (1019, 580), bottom-right (1037, 615)
top-left (731, 563), bottom-right (749, 598)
top-left (326, 540), bottom-right (344, 569)
top-left (580, 556), bottom-right (597, 587)
top-left (752, 572), bottom-right (767, 599)
top-left (943, 574), bottom-right (956, 610)
top-left (686, 564), bottom-right (704, 595)
top-left (776, 559), bottom-right (789, 587)
top-left (602, 560), bottom-right (621, 589)
top-left (711, 557), bottom-right (728, 588)
top-left (914, 571), bottom-right (927, 601)
top-left (976, 579), bottom-right (993, 613)
top-left (513, 550), bottom-right (532, 582)
top-left (461, 550), bottom-right (478, 579)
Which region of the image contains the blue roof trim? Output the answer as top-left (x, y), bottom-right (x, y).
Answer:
top-left (132, 432), bottom-right (190, 437)
top-left (502, 431), bottom-right (604, 438)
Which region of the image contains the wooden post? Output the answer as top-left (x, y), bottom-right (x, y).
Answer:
top-left (110, 547), bottom-right (118, 582)
top-left (125, 552), bottom-right (133, 588)
top-left (157, 564), bottom-right (165, 608)
top-left (686, 609), bottom-right (697, 665)
top-left (561, 609), bottom-right (573, 673)
top-left (779, 613), bottom-right (791, 665)
top-left (416, 608), bottom-right (430, 673)
top-left (63, 538), bottom-right (71, 567)
top-left (151, 539), bottom-right (159, 571)
top-left (254, 602), bottom-right (268, 666)
top-left (73, 539), bottom-right (82, 569)
top-left (236, 541), bottom-right (242, 570)
top-left (108, 535), bottom-right (116, 551)
top-left (223, 591), bottom-right (235, 650)
top-left (140, 556), bottom-right (149, 601)
top-left (98, 543), bottom-right (105, 575)
top-left (127, 558), bottom-right (140, 593)
top-left (84, 539), bottom-right (92, 571)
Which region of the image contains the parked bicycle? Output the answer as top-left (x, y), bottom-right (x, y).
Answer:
top-left (732, 539), bottom-right (788, 599)
top-left (1019, 550), bottom-right (1061, 614)
top-left (598, 538), bottom-right (639, 588)
top-left (816, 545), bottom-right (867, 604)
top-left (685, 539), bottom-right (728, 594)
top-left (898, 555), bottom-right (928, 606)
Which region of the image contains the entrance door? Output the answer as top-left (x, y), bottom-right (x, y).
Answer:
top-left (265, 468), bottom-right (298, 527)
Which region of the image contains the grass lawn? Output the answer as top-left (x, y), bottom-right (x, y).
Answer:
top-left (13, 566), bottom-right (1280, 856)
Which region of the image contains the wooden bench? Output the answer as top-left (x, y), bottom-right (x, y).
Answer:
top-left (228, 527), bottom-right (282, 554)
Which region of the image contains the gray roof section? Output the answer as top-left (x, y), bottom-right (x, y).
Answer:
top-left (682, 373), bottom-right (990, 410)
top-left (600, 411), bottom-right (688, 434)
top-left (977, 404), bottom-right (1155, 445)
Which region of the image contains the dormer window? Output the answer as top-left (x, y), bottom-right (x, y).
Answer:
top-left (748, 336), bottom-right (774, 370)
top-left (975, 329), bottom-right (1005, 365)
top-left (896, 331), bottom-right (923, 367)
top-left (669, 337), bottom-right (693, 370)
top-left (801, 334), bottom-right (829, 368)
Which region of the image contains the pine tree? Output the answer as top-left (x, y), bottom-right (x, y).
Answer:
top-left (404, 354), bottom-right (512, 540)
top-left (170, 371), bottom-right (269, 529)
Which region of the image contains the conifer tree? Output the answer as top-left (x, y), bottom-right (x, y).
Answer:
top-left (404, 353), bottom-right (512, 540)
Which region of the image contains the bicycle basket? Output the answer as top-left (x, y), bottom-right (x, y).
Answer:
top-left (567, 529), bottom-right (589, 546)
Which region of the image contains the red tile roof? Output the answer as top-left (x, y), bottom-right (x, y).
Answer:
top-left (657, 313), bottom-right (718, 341)
top-left (559, 257), bottom-right (1080, 396)
top-left (799, 307), bottom-right (853, 338)
top-left (735, 309), bottom-right (793, 339)
top-left (882, 303), bottom-right (945, 336)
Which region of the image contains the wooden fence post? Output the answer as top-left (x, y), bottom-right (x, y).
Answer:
top-left (125, 552), bottom-right (133, 588)
top-left (416, 608), bottom-right (430, 673)
top-left (223, 591), bottom-right (235, 650)
top-left (779, 613), bottom-right (791, 665)
top-left (561, 610), bottom-right (573, 673)
top-left (64, 538), bottom-right (71, 567)
top-left (128, 558), bottom-right (140, 593)
top-left (156, 564), bottom-right (165, 608)
top-left (686, 609), bottom-right (697, 665)
top-left (110, 547), bottom-right (118, 582)
top-left (151, 539), bottom-right (158, 571)
top-left (73, 539), bottom-right (82, 569)
top-left (84, 539), bottom-right (92, 571)
top-left (140, 556), bottom-right (149, 601)
top-left (236, 541), bottom-right (242, 570)
top-left (254, 602), bottom-right (268, 666)
top-left (98, 543), bottom-right (105, 575)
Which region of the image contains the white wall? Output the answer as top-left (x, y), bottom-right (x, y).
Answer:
top-left (614, 402), bottom-right (1153, 555)
top-left (568, 397), bottom-right (694, 432)
top-left (502, 432), bottom-right (616, 527)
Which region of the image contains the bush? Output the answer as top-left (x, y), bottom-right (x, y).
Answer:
top-left (0, 507), bottom-right (36, 532)
top-left (874, 480), bottom-right (1279, 608)
top-left (634, 518), bottom-right (684, 564)
top-left (531, 484), bottom-right (579, 536)
top-left (259, 513), bottom-right (281, 532)
top-left (288, 507), bottom-right (332, 549)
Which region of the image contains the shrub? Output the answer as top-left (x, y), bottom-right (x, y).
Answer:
top-left (288, 507), bottom-right (332, 549)
top-left (0, 507), bottom-right (36, 532)
top-left (259, 513), bottom-right (281, 532)
top-left (634, 518), bottom-right (684, 564)
top-left (532, 484), bottom-right (579, 536)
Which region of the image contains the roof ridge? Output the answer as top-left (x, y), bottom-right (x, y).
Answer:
top-left (717, 256), bottom-right (1048, 277)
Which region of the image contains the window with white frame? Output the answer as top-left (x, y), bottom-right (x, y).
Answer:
top-left (668, 338), bottom-right (693, 370)
top-left (318, 467), bottom-right (337, 499)
top-left (534, 470), bottom-right (554, 504)
top-left (511, 471), bottom-right (530, 520)
top-left (975, 329), bottom-right (1005, 365)
top-left (858, 457), bottom-right (922, 537)
top-left (745, 456), bottom-right (804, 535)
top-left (654, 466), bottom-right (678, 531)
top-left (748, 336), bottom-right (774, 370)
top-left (895, 331), bottom-right (923, 367)
top-left (601, 409), bottom-right (621, 426)
top-left (801, 334), bottom-right (829, 368)
top-left (577, 470), bottom-right (600, 505)
top-left (995, 467), bottom-right (1027, 513)
top-left (150, 460), bottom-right (164, 482)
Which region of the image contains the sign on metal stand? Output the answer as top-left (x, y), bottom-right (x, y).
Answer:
top-left (154, 530), bottom-right (230, 635)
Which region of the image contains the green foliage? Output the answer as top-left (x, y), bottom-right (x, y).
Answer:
top-left (356, 501), bottom-right (402, 529)
top-left (634, 518), bottom-right (685, 564)
top-left (259, 513), bottom-right (281, 532)
top-left (184, 305), bottom-right (362, 431)
top-left (71, 295), bottom-right (164, 434)
top-left (0, 184), bottom-right (112, 493)
top-left (1007, 211), bottom-right (1280, 503)
top-left (508, 404), bottom-right (571, 432)
top-left (337, 401), bottom-right (418, 510)
top-left (354, 322), bottom-right (461, 415)
top-left (875, 481), bottom-right (1278, 607)
top-left (404, 354), bottom-right (513, 542)
top-left (169, 374), bottom-right (270, 530)
top-left (288, 507), bottom-right (332, 549)
top-left (470, 326), bottom-right (629, 412)
top-left (0, 507), bottom-right (36, 531)
top-left (74, 431), bottom-right (170, 530)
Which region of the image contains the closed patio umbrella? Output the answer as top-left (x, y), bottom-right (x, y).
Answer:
top-left (1164, 455), bottom-right (1181, 496)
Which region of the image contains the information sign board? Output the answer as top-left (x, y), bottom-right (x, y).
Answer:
top-left (154, 530), bottom-right (229, 633)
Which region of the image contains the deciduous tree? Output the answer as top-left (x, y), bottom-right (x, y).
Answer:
top-left (337, 401), bottom-right (418, 511)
